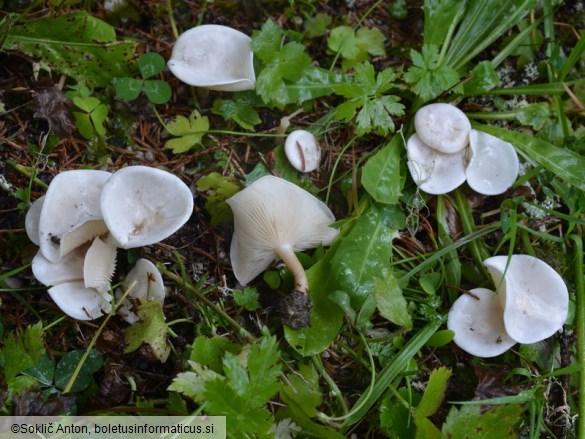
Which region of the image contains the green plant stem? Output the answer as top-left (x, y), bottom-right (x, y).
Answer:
top-left (570, 234), bottom-right (585, 439)
top-left (312, 355), bottom-right (348, 418)
top-left (157, 264), bottom-right (255, 343)
top-left (165, 0), bottom-right (179, 40)
top-left (6, 160), bottom-right (48, 190)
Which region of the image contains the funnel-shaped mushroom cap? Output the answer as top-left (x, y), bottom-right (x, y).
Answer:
top-left (284, 130), bottom-right (321, 173)
top-left (168, 24), bottom-right (255, 91)
top-left (447, 288), bottom-right (516, 357)
top-left (38, 170), bottom-right (111, 262)
top-left (406, 134), bottom-right (467, 195)
top-left (117, 258), bottom-right (166, 324)
top-left (484, 255), bottom-right (569, 344)
top-left (25, 195), bottom-right (45, 246)
top-left (226, 175), bottom-right (338, 285)
top-left (466, 130), bottom-right (519, 195)
top-left (48, 281), bottom-right (112, 320)
top-left (414, 103), bottom-right (471, 154)
top-left (100, 166), bottom-right (194, 249)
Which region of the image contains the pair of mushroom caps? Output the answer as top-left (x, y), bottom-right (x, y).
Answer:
top-left (407, 103), bottom-right (519, 195)
top-left (26, 166), bottom-right (193, 321)
top-left (447, 254), bottom-right (569, 358)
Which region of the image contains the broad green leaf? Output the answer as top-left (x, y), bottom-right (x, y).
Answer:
top-left (143, 80), bottom-right (172, 104)
top-left (285, 65), bottom-right (347, 105)
top-left (190, 336), bottom-right (239, 374)
top-left (457, 60), bottom-right (499, 95)
top-left (442, 404), bottom-right (524, 438)
top-left (515, 102), bottom-right (551, 130)
top-left (138, 52), bottom-right (165, 79)
top-left (90, 103), bottom-right (108, 136)
top-left (374, 275), bottom-right (412, 329)
top-left (115, 77), bottom-right (142, 101)
top-left (304, 13), bottom-right (332, 38)
top-left (55, 349), bottom-right (103, 393)
top-left (356, 27), bottom-right (386, 57)
top-left (416, 367), bottom-right (452, 419)
top-left (2, 322), bottom-right (45, 387)
top-left (327, 26), bottom-right (359, 60)
top-left (7, 11), bottom-right (136, 87)
top-left (73, 112), bottom-right (94, 139)
top-left (211, 92), bottom-right (262, 130)
top-left (361, 136), bottom-right (405, 204)
top-left (124, 300), bottom-right (171, 362)
top-left (165, 111), bottom-right (209, 153)
top-left (251, 19), bottom-right (283, 62)
top-left (23, 354), bottom-right (55, 386)
top-left (422, 0), bottom-right (467, 46)
top-left (279, 363), bottom-right (321, 418)
top-left (477, 123), bottom-right (585, 191)
top-left (73, 96), bottom-right (101, 113)
top-left (331, 203), bottom-right (405, 307)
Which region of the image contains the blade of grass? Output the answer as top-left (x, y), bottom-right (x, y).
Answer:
top-left (570, 234), bottom-right (584, 439)
top-left (557, 30), bottom-right (585, 81)
top-left (453, 188), bottom-right (490, 273)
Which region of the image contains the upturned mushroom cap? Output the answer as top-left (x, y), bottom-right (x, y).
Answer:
top-left (100, 166), bottom-right (194, 249)
top-left (117, 258), bottom-right (166, 324)
top-left (447, 288), bottom-right (516, 357)
top-left (48, 281), bottom-right (112, 321)
top-left (483, 255), bottom-right (569, 344)
top-left (25, 195), bottom-right (45, 246)
top-left (406, 134), bottom-right (467, 195)
top-left (167, 24), bottom-right (255, 91)
top-left (414, 103), bottom-right (471, 154)
top-left (226, 175), bottom-right (338, 285)
top-left (38, 169), bottom-right (111, 262)
top-left (32, 246), bottom-right (85, 287)
top-left (466, 130), bottom-right (519, 195)
top-left (284, 130), bottom-right (321, 172)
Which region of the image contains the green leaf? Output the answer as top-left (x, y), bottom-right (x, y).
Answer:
top-left (165, 111), bottom-right (209, 153)
top-left (304, 13), bottom-right (332, 38)
top-left (251, 19), bottom-right (283, 62)
top-left (90, 103), bottom-right (108, 136)
top-left (211, 92), bottom-right (262, 130)
top-left (356, 27), bottom-right (386, 57)
top-left (124, 300), bottom-right (171, 362)
top-left (190, 336), bottom-right (239, 374)
top-left (138, 52), bottom-right (165, 79)
top-left (328, 26), bottom-right (386, 70)
top-left (374, 275), bottom-right (412, 329)
top-left (2, 322), bottom-right (45, 387)
top-left (362, 136), bottom-right (405, 204)
top-left (73, 112), bottom-right (94, 139)
top-left (477, 123), bottom-right (585, 191)
top-left (196, 172), bottom-right (240, 225)
top-left (515, 102), bottom-right (551, 130)
top-left (73, 96), bottom-right (101, 113)
top-left (54, 349), bottom-right (103, 393)
top-left (331, 203), bottom-right (405, 307)
top-left (7, 11), bottom-right (136, 87)
top-left (422, 0), bottom-right (467, 46)
top-left (23, 354), bottom-right (55, 386)
top-left (115, 77), bottom-right (143, 101)
top-left (143, 80), bottom-right (172, 104)
top-left (279, 363), bottom-right (321, 418)
top-left (404, 45), bottom-right (459, 101)
top-left (442, 404), bottom-right (524, 438)
top-left (458, 60), bottom-right (499, 95)
top-left (234, 287), bottom-right (261, 311)
top-left (327, 26), bottom-right (359, 60)
top-left (416, 367), bottom-right (452, 419)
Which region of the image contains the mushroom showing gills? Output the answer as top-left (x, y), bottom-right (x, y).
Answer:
top-left (226, 175), bottom-right (338, 327)
top-left (167, 24), bottom-right (255, 91)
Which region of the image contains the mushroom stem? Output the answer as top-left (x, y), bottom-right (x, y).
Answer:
top-left (275, 244), bottom-right (308, 294)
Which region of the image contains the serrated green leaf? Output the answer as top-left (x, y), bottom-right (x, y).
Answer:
top-left (191, 336), bottom-right (239, 374)
top-left (280, 363), bottom-right (321, 418)
top-left (2, 322), bottom-right (45, 387)
top-left (362, 136), bottom-right (405, 204)
top-left (442, 404), bottom-right (524, 438)
top-left (138, 52), bottom-right (165, 79)
top-left (211, 92), bottom-right (261, 130)
top-left (234, 287), bottom-right (260, 311)
top-left (55, 349), bottom-right (103, 393)
top-left (143, 80), bottom-right (172, 104)
top-left (251, 19), bottom-right (283, 62)
top-left (115, 77), bottom-right (143, 101)
top-left (124, 300), bottom-right (170, 362)
top-left (405, 45), bottom-right (459, 101)
top-left (7, 11), bottom-right (136, 87)
top-left (168, 363), bottom-right (221, 402)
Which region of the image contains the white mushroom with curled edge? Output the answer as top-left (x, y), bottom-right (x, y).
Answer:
top-left (100, 166), bottom-right (194, 249)
top-left (407, 103), bottom-right (519, 195)
top-left (226, 175), bottom-right (339, 327)
top-left (167, 24), bottom-right (256, 91)
top-left (284, 130), bottom-right (321, 173)
top-left (447, 254), bottom-right (569, 357)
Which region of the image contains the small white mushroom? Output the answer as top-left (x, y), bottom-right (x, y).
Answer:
top-left (167, 24), bottom-right (255, 91)
top-left (414, 103), bottom-right (471, 154)
top-left (406, 134), bottom-right (467, 195)
top-left (466, 130), bottom-right (519, 195)
top-left (38, 169), bottom-right (111, 263)
top-left (226, 175), bottom-right (338, 293)
top-left (116, 258), bottom-right (166, 324)
top-left (48, 281), bottom-right (112, 321)
top-left (100, 166), bottom-right (194, 249)
top-left (284, 130), bottom-right (321, 172)
top-left (447, 288), bottom-right (516, 358)
top-left (483, 255), bottom-right (569, 345)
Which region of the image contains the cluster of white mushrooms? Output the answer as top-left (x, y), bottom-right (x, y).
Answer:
top-left (407, 103), bottom-right (519, 195)
top-left (447, 255), bottom-right (569, 357)
top-left (26, 166), bottom-right (193, 321)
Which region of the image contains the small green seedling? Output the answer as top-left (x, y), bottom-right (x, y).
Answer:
top-left (115, 52), bottom-right (172, 105)
top-left (327, 25), bottom-right (386, 71)
top-left (68, 84), bottom-right (108, 139)
top-left (165, 110), bottom-right (209, 153)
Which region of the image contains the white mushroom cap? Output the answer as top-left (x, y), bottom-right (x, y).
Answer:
top-left (25, 195), bottom-right (45, 246)
top-left (32, 246), bottom-right (85, 287)
top-left (116, 258), bottom-right (166, 324)
top-left (284, 130), bottom-right (321, 172)
top-left (48, 281), bottom-right (112, 321)
top-left (466, 130), bottom-right (519, 195)
top-left (406, 134), bottom-right (467, 195)
top-left (100, 166), bottom-right (194, 249)
top-left (447, 288), bottom-right (516, 358)
top-left (483, 255), bottom-right (569, 344)
top-left (167, 24), bottom-right (255, 91)
top-left (414, 103), bottom-right (471, 154)
top-left (38, 169), bottom-right (111, 263)
top-left (226, 175), bottom-right (338, 285)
